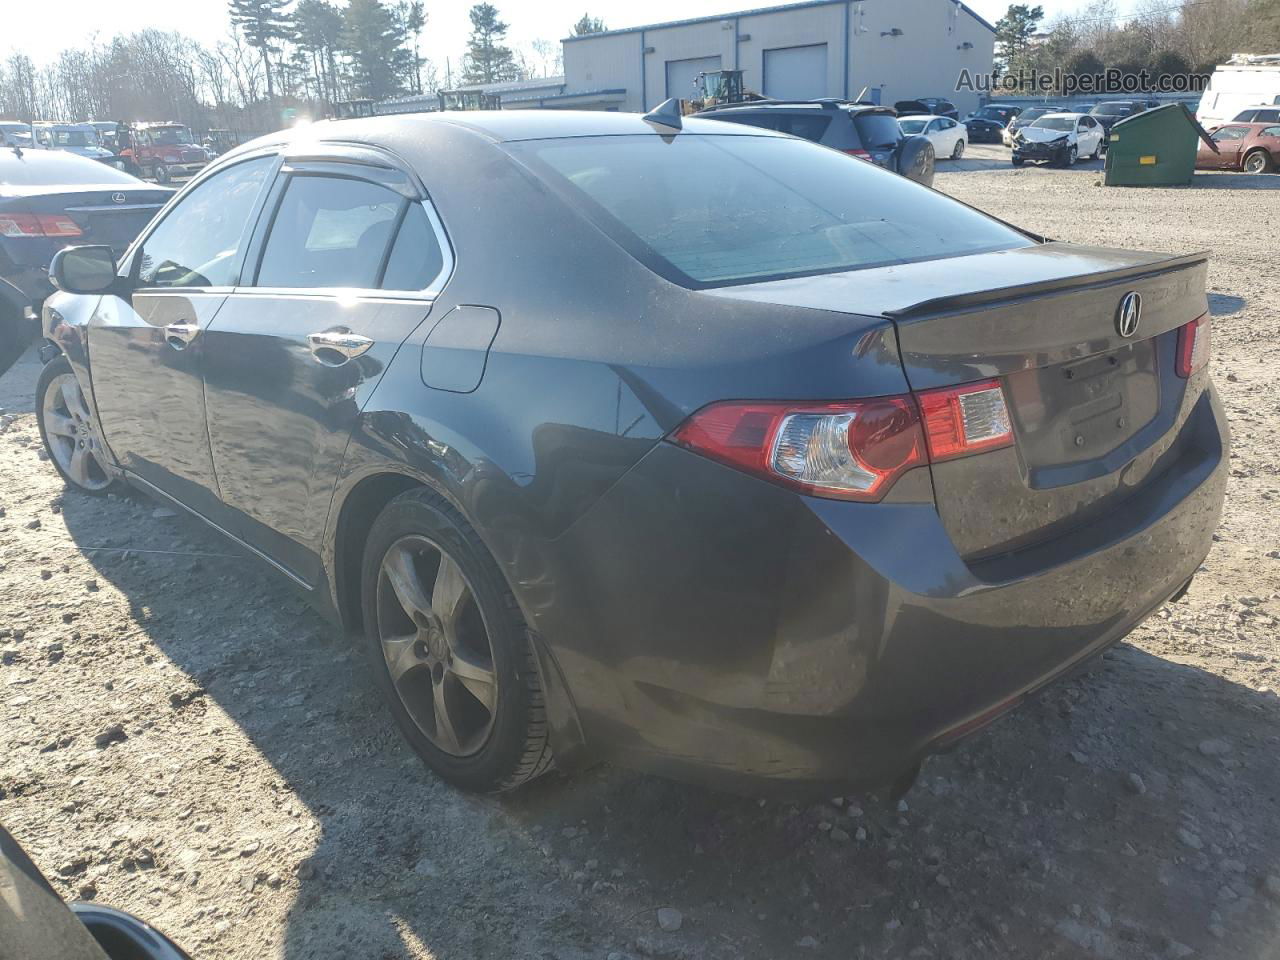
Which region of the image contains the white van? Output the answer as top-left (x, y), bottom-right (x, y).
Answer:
top-left (1196, 54), bottom-right (1280, 128)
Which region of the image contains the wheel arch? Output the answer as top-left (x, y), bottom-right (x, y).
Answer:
top-left (326, 465), bottom-right (590, 769)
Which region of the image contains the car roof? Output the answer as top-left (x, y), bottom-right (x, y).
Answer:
top-left (291, 110), bottom-right (799, 146)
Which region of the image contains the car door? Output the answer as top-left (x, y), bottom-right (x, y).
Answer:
top-left (88, 153), bottom-right (277, 516)
top-left (1209, 125), bottom-right (1250, 168)
top-left (199, 152), bottom-right (452, 585)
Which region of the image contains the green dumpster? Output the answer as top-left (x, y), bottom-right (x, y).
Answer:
top-left (1104, 103), bottom-right (1218, 186)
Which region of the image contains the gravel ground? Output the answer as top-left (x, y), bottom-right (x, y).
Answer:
top-left (2, 144), bottom-right (1280, 960)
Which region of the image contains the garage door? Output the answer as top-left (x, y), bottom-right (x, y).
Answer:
top-left (665, 56), bottom-right (722, 101)
top-left (763, 44), bottom-right (828, 100)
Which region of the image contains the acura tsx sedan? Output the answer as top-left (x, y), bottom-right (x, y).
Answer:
top-left (36, 110), bottom-right (1227, 797)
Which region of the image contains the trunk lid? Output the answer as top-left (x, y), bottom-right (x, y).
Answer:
top-left (706, 242), bottom-right (1210, 559)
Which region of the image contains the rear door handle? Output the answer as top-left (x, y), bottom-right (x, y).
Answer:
top-left (307, 331), bottom-right (374, 366)
top-left (164, 322), bottom-right (199, 350)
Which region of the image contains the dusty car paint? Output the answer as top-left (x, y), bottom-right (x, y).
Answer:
top-left (41, 112), bottom-right (1228, 796)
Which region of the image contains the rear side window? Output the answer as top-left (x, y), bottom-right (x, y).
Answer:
top-left (1260, 109), bottom-right (1280, 122)
top-left (1234, 110), bottom-right (1258, 121)
top-left (258, 175), bottom-right (402, 289)
top-left (256, 174), bottom-right (445, 291)
top-left (716, 112), bottom-right (832, 142)
top-left (515, 134), bottom-right (1032, 288)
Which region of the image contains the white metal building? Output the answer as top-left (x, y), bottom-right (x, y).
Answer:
top-left (559, 0), bottom-right (996, 115)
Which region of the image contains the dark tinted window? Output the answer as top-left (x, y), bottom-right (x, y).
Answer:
top-left (1233, 110), bottom-right (1258, 121)
top-left (714, 112), bottom-right (832, 142)
top-left (852, 113), bottom-right (901, 148)
top-left (257, 175), bottom-right (404, 289)
top-left (517, 134), bottom-right (1032, 287)
top-left (137, 156), bottom-right (272, 288)
top-left (1259, 109), bottom-right (1280, 122)
top-left (381, 203), bottom-right (446, 290)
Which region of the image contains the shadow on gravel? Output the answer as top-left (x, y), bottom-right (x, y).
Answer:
top-left (54, 485), bottom-right (1280, 960)
top-left (1209, 293), bottom-right (1248, 316)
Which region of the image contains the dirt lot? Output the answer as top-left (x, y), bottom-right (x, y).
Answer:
top-left (2, 144), bottom-right (1280, 960)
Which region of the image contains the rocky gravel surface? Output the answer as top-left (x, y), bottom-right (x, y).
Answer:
top-left (2, 148), bottom-right (1279, 960)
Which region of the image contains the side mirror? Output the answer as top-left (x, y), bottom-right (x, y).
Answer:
top-left (50, 245), bottom-right (118, 295)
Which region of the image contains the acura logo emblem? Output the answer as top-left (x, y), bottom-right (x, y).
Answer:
top-left (1116, 292), bottom-right (1142, 338)
top-left (111, 192), bottom-right (126, 204)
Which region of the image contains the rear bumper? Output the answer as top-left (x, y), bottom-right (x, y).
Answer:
top-left (532, 381), bottom-right (1227, 797)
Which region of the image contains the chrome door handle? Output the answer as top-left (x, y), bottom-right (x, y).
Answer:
top-left (164, 322), bottom-right (199, 350)
top-left (307, 331), bottom-right (374, 366)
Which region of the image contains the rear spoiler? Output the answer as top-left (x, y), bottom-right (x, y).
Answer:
top-left (882, 247), bottom-right (1210, 320)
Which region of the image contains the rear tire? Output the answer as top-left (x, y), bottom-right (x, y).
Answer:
top-left (360, 487), bottom-right (553, 793)
top-left (951, 139), bottom-right (965, 159)
top-left (1243, 149), bottom-right (1273, 174)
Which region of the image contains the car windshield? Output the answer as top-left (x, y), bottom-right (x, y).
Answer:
top-left (150, 127), bottom-right (193, 145)
top-left (1017, 107), bottom-right (1055, 122)
top-left (1031, 117), bottom-right (1076, 131)
top-left (513, 134), bottom-right (1032, 288)
top-left (51, 129), bottom-right (100, 147)
top-left (1090, 103), bottom-right (1133, 116)
top-left (974, 107), bottom-right (1013, 121)
top-left (898, 118), bottom-right (928, 134)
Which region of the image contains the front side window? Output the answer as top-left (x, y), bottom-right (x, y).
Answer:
top-left (514, 134), bottom-right (1032, 288)
top-left (137, 156), bottom-right (274, 288)
top-left (1261, 126), bottom-right (1280, 138)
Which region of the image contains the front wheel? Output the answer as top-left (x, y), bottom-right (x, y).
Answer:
top-left (360, 487), bottom-right (553, 793)
top-left (1243, 149), bottom-right (1273, 174)
top-left (1012, 155), bottom-right (1025, 166)
top-left (152, 164), bottom-right (171, 184)
top-left (1063, 145), bottom-right (1078, 166)
top-left (36, 357), bottom-right (119, 495)
top-left (951, 138), bottom-right (965, 160)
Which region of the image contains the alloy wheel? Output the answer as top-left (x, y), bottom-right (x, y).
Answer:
top-left (42, 373), bottom-right (113, 492)
top-left (375, 535), bottom-right (499, 756)
top-left (1244, 151), bottom-right (1268, 174)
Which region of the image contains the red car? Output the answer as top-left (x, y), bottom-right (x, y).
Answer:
top-left (1196, 122), bottom-right (1280, 174)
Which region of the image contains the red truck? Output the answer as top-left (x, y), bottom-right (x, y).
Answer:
top-left (119, 122), bottom-right (209, 184)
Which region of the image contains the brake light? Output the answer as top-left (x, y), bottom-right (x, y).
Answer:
top-left (846, 149), bottom-right (872, 160)
top-left (916, 380), bottom-right (1014, 461)
top-left (0, 214), bottom-right (43, 237)
top-left (1176, 313), bottom-right (1210, 378)
top-left (671, 380), bottom-right (1014, 502)
top-left (0, 213), bottom-right (82, 238)
top-left (671, 397), bottom-right (926, 501)
top-left (37, 214), bottom-right (82, 237)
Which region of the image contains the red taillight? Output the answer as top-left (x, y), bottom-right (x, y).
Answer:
top-left (0, 213), bottom-right (43, 237)
top-left (672, 397), bottom-right (926, 501)
top-left (916, 379), bottom-right (1014, 462)
top-left (671, 380), bottom-right (1014, 502)
top-left (0, 213), bottom-right (82, 238)
top-left (845, 149), bottom-right (872, 160)
top-left (1176, 313), bottom-right (1210, 378)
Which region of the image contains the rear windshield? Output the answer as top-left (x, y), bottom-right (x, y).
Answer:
top-left (1031, 117), bottom-right (1075, 131)
top-left (852, 112), bottom-right (901, 149)
top-left (1091, 102), bottom-right (1135, 116)
top-left (974, 107), bottom-right (1015, 121)
top-left (0, 149), bottom-right (141, 187)
top-left (512, 134), bottom-right (1032, 288)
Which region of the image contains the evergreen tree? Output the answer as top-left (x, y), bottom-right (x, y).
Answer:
top-left (228, 0), bottom-right (292, 100)
top-left (294, 0), bottom-right (344, 103)
top-left (462, 4), bottom-right (518, 84)
top-left (994, 4), bottom-right (1045, 79)
top-left (571, 13), bottom-right (607, 36)
top-left (341, 0), bottom-right (404, 99)
top-left (397, 1), bottom-right (427, 94)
